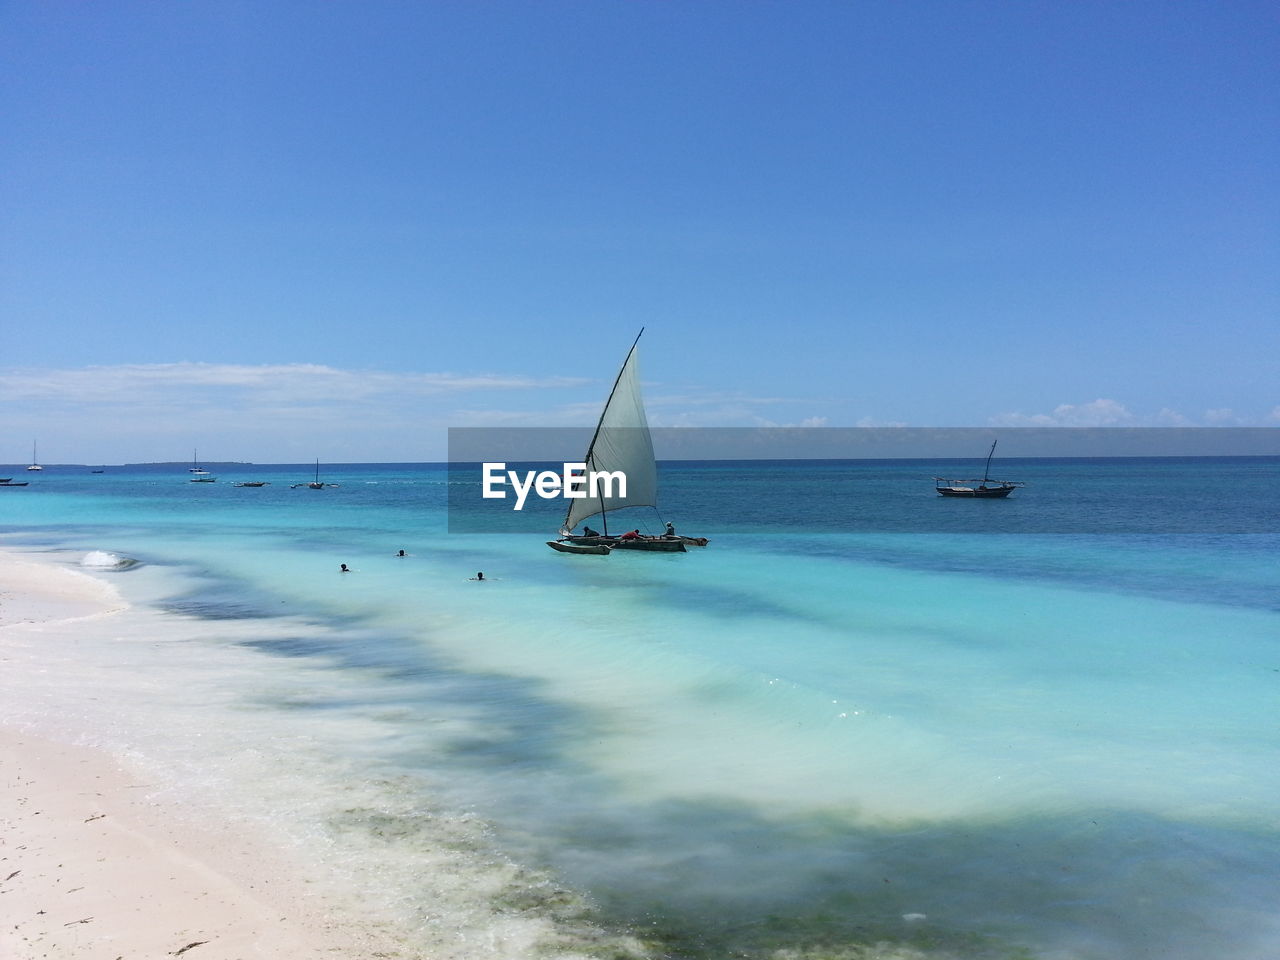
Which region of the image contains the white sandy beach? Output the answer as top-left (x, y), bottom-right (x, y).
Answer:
top-left (0, 551), bottom-right (405, 960)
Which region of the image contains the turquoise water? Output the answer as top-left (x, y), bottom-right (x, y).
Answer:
top-left (3, 460), bottom-right (1279, 959)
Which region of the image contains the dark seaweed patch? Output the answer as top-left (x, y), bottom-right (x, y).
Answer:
top-left (162, 599), bottom-right (283, 620)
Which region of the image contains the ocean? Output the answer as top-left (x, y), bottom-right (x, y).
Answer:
top-left (2, 458), bottom-right (1278, 960)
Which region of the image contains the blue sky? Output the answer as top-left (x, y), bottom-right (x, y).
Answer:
top-left (2, 1), bottom-right (1276, 463)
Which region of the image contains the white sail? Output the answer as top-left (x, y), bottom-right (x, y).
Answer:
top-left (563, 331), bottom-right (658, 533)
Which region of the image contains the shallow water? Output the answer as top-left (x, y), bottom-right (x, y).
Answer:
top-left (2, 459), bottom-right (1278, 959)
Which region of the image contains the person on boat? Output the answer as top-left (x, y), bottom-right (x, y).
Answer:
top-left (619, 529), bottom-right (642, 540)
top-left (582, 526), bottom-right (601, 538)
top-left (664, 521), bottom-right (677, 537)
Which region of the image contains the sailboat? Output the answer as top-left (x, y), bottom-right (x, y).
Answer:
top-left (189, 449), bottom-right (216, 481)
top-left (292, 459), bottom-right (336, 489)
top-left (547, 329), bottom-right (704, 554)
top-left (27, 440), bottom-right (42, 471)
top-left (934, 439), bottom-right (1023, 498)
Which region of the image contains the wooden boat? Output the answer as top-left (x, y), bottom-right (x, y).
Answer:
top-left (547, 329), bottom-right (706, 554)
top-left (235, 481), bottom-right (270, 487)
top-left (0, 480), bottom-right (29, 487)
top-left (292, 459), bottom-right (337, 489)
top-left (935, 440), bottom-right (1023, 498)
top-left (563, 533), bottom-right (694, 552)
top-left (611, 536), bottom-right (685, 552)
top-left (547, 540), bottom-right (611, 555)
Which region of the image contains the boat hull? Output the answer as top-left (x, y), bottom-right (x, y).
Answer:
top-left (547, 540), bottom-right (611, 555)
top-left (936, 484), bottom-right (1016, 498)
top-left (612, 538), bottom-right (686, 552)
top-left (563, 533), bottom-right (705, 549)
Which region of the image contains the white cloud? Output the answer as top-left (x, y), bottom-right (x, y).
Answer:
top-left (749, 415), bottom-right (831, 428)
top-left (990, 401), bottom-right (1280, 428)
top-left (1203, 408), bottom-right (1239, 425)
top-left (855, 416), bottom-right (909, 428)
top-left (1152, 408), bottom-right (1193, 426)
top-left (0, 362), bottom-right (598, 462)
top-left (991, 398), bottom-right (1136, 427)
top-left (0, 362), bottom-right (592, 407)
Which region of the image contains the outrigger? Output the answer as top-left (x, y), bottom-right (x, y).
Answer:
top-left (934, 439), bottom-right (1023, 498)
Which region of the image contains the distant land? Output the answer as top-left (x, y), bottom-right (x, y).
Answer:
top-left (0, 462), bottom-right (256, 469)
top-left (122, 462), bottom-right (254, 467)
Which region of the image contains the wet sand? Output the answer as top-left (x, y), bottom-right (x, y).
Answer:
top-left (0, 550), bottom-right (403, 960)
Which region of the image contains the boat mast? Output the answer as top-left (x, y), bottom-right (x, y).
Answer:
top-left (599, 477), bottom-right (609, 538)
top-left (983, 439), bottom-right (997, 483)
top-left (566, 327), bottom-right (645, 536)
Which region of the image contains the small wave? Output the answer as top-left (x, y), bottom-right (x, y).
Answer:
top-left (81, 550), bottom-right (140, 570)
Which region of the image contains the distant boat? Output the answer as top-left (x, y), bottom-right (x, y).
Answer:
top-left (234, 481), bottom-right (269, 488)
top-left (27, 440), bottom-right (42, 471)
top-left (188, 449), bottom-right (216, 481)
top-left (1, 478), bottom-right (29, 487)
top-left (292, 459), bottom-right (336, 489)
top-left (934, 440), bottom-right (1023, 498)
top-left (548, 329), bottom-right (705, 554)
top-left (189, 453), bottom-right (216, 481)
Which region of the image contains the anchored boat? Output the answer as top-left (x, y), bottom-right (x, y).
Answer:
top-left (188, 449), bottom-right (216, 482)
top-left (292, 459), bottom-right (337, 489)
top-left (934, 439), bottom-right (1023, 498)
